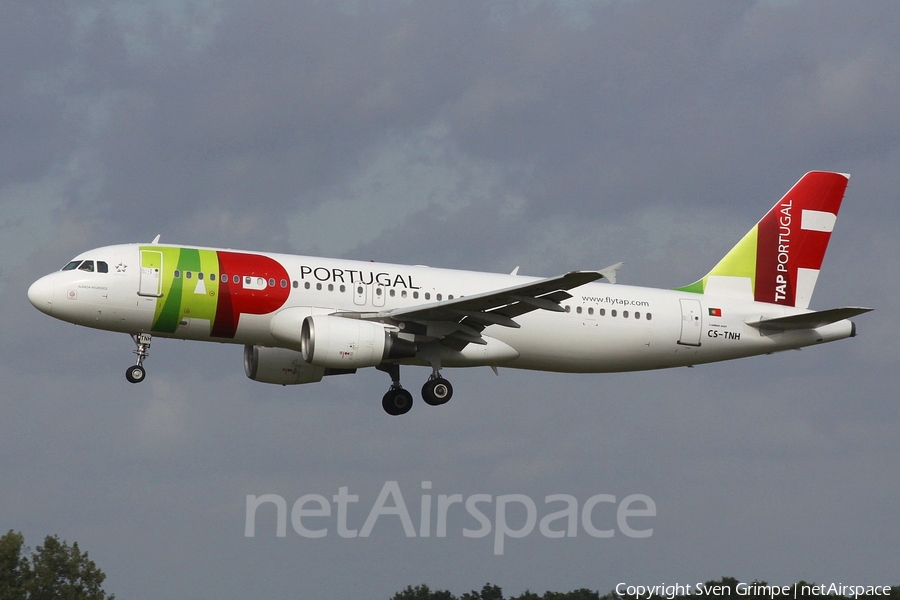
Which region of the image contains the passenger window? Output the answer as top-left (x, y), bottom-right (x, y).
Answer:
top-left (97, 261), bottom-right (109, 273)
top-left (635, 312), bottom-right (640, 319)
top-left (611, 310), bottom-right (617, 317)
top-left (600, 308), bottom-right (606, 316)
top-left (376, 288), bottom-right (382, 296)
top-left (448, 295), bottom-right (454, 300)
top-left (623, 310), bottom-right (628, 318)
top-left (588, 307), bottom-right (594, 315)
top-left (268, 278), bottom-right (275, 287)
top-left (413, 292), bottom-right (419, 299)
top-left (186, 271), bottom-right (192, 279)
top-left (339, 285), bottom-right (345, 293)
top-left (245, 277), bottom-right (251, 285)
top-left (293, 281), bottom-right (298, 288)
top-left (210, 274), bottom-right (216, 282)
top-left (576, 306), bottom-right (582, 314)
top-left (62, 261), bottom-right (81, 271)
top-left (402, 290), bottom-right (408, 298)
top-left (436, 293), bottom-right (442, 301)
top-left (198, 272), bottom-right (204, 280)
top-left (646, 313), bottom-right (652, 321)
top-left (305, 282), bottom-right (310, 289)
top-left (316, 283), bottom-right (322, 291)
top-left (174, 270), bottom-right (181, 278)
top-left (233, 275), bottom-right (240, 284)
top-left (78, 261), bottom-right (94, 272)
top-left (328, 284), bottom-right (334, 292)
top-left (281, 279), bottom-right (287, 288)
top-left (389, 289), bottom-right (395, 297)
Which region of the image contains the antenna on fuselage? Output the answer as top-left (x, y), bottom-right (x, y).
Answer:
top-left (151, 234), bottom-right (161, 244)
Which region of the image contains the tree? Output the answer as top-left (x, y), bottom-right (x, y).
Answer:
top-left (392, 584), bottom-right (457, 600)
top-left (461, 584), bottom-right (504, 600)
top-left (0, 532), bottom-right (29, 600)
top-left (0, 531), bottom-right (114, 600)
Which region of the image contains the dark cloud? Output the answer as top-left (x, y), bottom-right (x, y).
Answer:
top-left (0, 4), bottom-right (80, 184)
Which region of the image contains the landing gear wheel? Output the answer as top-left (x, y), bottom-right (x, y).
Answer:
top-left (422, 377), bottom-right (453, 406)
top-left (125, 364), bottom-right (146, 384)
top-left (382, 388), bottom-right (413, 416)
top-left (127, 333), bottom-right (152, 384)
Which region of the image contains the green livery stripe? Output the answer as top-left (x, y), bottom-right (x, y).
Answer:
top-left (675, 225), bottom-right (759, 295)
top-left (144, 247), bottom-right (221, 334)
top-left (139, 245), bottom-right (292, 338)
top-left (675, 279), bottom-right (705, 294)
top-left (707, 225), bottom-right (758, 287)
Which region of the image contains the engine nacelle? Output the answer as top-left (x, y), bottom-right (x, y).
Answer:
top-left (301, 315), bottom-right (415, 369)
top-left (243, 345), bottom-right (325, 385)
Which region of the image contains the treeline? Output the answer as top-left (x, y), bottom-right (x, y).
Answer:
top-left (392, 579), bottom-right (900, 600)
top-left (0, 530), bottom-right (115, 599)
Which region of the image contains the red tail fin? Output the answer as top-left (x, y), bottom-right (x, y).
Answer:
top-left (754, 171), bottom-right (848, 308)
top-left (676, 172), bottom-right (850, 308)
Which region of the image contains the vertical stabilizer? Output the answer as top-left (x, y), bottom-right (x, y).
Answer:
top-left (676, 171), bottom-right (849, 308)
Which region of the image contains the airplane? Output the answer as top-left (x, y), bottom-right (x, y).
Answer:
top-left (27, 171), bottom-right (871, 416)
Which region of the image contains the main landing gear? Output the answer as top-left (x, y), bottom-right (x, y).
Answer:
top-left (377, 364), bottom-right (454, 416)
top-left (126, 333), bottom-right (152, 384)
top-left (422, 375), bottom-right (453, 406)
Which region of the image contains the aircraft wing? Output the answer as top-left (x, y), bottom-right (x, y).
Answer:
top-left (747, 306), bottom-right (873, 331)
top-left (335, 269), bottom-right (609, 349)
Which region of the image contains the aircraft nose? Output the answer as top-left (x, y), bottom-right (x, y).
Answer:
top-left (27, 276), bottom-right (54, 315)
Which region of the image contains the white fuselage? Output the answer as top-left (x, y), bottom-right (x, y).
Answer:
top-left (27, 243), bottom-right (855, 374)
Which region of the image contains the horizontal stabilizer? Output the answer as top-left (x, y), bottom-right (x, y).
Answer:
top-left (748, 306), bottom-right (872, 331)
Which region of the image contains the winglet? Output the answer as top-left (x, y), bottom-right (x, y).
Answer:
top-left (599, 262), bottom-right (623, 284)
top-left (151, 234), bottom-right (161, 245)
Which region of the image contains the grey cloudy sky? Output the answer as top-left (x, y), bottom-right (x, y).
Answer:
top-left (2, 1), bottom-right (898, 598)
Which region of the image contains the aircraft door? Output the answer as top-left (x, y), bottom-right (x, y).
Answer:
top-left (678, 298), bottom-right (702, 346)
top-left (138, 250), bottom-right (163, 297)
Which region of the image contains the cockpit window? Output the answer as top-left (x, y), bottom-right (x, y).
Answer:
top-left (62, 259), bottom-right (108, 273)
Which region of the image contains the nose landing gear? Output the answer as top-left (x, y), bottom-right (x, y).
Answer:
top-left (126, 333), bottom-right (152, 384)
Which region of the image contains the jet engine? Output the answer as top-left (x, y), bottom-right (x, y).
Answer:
top-left (300, 315), bottom-right (416, 369)
top-left (243, 345), bottom-right (326, 385)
